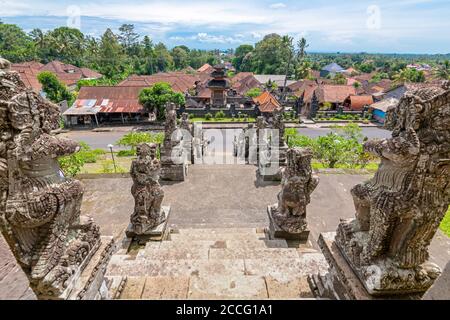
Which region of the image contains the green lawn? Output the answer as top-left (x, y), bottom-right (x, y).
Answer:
top-left (311, 161), bottom-right (379, 172)
top-left (440, 208), bottom-right (450, 238)
top-left (190, 117), bottom-right (256, 123)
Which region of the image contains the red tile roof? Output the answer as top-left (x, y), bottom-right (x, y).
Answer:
top-left (197, 63), bottom-right (214, 73)
top-left (345, 95), bottom-right (374, 110)
top-left (11, 60), bottom-right (102, 88)
top-left (316, 85), bottom-right (357, 103)
top-left (11, 63), bottom-right (43, 92)
top-left (118, 73), bottom-right (200, 93)
top-left (253, 91), bottom-right (282, 113)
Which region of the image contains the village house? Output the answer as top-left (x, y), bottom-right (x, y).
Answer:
top-left (11, 60), bottom-right (102, 91)
top-left (369, 98), bottom-right (399, 124)
top-left (343, 95), bottom-right (374, 111)
top-left (253, 91), bottom-right (282, 117)
top-left (63, 86), bottom-right (146, 126)
top-left (320, 62), bottom-right (346, 78)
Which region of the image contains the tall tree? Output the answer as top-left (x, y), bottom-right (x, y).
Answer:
top-left (171, 46), bottom-right (189, 70)
top-left (154, 43), bottom-right (173, 72)
top-left (435, 60), bottom-right (450, 80)
top-left (118, 24), bottom-right (139, 55)
top-left (0, 24), bottom-right (35, 62)
top-left (45, 27), bottom-right (85, 65)
top-left (97, 28), bottom-right (127, 80)
top-left (233, 44), bottom-right (254, 71)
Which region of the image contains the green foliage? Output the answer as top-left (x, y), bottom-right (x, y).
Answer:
top-left (76, 78), bottom-right (119, 90)
top-left (116, 132), bottom-right (164, 151)
top-left (58, 152), bottom-right (85, 177)
top-left (205, 113), bottom-right (213, 120)
top-left (370, 72), bottom-right (390, 83)
top-left (440, 208), bottom-right (450, 238)
top-left (233, 44), bottom-right (254, 72)
top-left (245, 88), bottom-right (262, 98)
top-left (0, 23), bottom-right (35, 62)
top-left (215, 111), bottom-right (226, 119)
top-left (287, 124), bottom-right (373, 169)
top-left (139, 82), bottom-right (185, 120)
top-left (394, 68), bottom-right (426, 83)
top-left (117, 150), bottom-right (137, 157)
top-left (37, 71), bottom-right (74, 104)
top-left (332, 73), bottom-right (347, 85)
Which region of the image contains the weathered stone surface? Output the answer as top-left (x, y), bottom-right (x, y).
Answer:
top-left (128, 143), bottom-right (166, 236)
top-left (331, 82), bottom-right (450, 297)
top-left (268, 148), bottom-right (319, 239)
top-left (209, 248), bottom-right (299, 260)
top-left (188, 275), bottom-right (268, 300)
top-left (423, 261), bottom-right (450, 300)
top-left (141, 276), bottom-right (189, 299)
top-left (119, 277), bottom-right (146, 300)
top-left (266, 276), bottom-right (313, 299)
top-left (0, 61), bottom-right (103, 299)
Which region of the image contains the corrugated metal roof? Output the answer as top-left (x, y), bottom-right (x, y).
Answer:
top-left (65, 86), bottom-right (146, 115)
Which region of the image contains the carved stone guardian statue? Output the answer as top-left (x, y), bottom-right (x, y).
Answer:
top-left (126, 143), bottom-right (170, 241)
top-left (310, 82), bottom-right (450, 299)
top-left (0, 60), bottom-right (114, 300)
top-left (160, 103), bottom-right (187, 181)
top-left (268, 148), bottom-right (319, 240)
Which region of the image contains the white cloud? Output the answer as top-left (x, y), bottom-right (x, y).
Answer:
top-left (270, 3), bottom-right (287, 9)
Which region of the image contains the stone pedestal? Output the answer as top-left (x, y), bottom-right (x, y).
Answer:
top-left (161, 163), bottom-right (187, 181)
top-left (308, 232), bottom-right (423, 300)
top-left (126, 207), bottom-right (171, 242)
top-left (267, 206), bottom-right (309, 241)
top-left (39, 236), bottom-right (115, 300)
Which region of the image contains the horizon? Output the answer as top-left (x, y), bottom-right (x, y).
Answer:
top-left (1, 0), bottom-right (450, 54)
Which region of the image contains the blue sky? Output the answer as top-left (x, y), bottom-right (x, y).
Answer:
top-left (1, 0), bottom-right (450, 53)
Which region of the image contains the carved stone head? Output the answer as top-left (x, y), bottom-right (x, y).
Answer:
top-left (136, 143), bottom-right (156, 159)
top-left (0, 58), bottom-right (11, 72)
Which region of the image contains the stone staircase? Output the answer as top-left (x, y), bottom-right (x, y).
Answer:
top-left (106, 228), bottom-right (328, 300)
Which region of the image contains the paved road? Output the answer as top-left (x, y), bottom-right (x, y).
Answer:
top-left (61, 127), bottom-right (392, 151)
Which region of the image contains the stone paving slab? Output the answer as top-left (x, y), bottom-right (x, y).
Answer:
top-left (188, 275), bottom-right (268, 300)
top-left (107, 259), bottom-right (246, 278)
top-left (265, 276), bottom-right (314, 300)
top-left (143, 247), bottom-right (210, 260)
top-left (119, 277), bottom-right (146, 300)
top-left (170, 233), bottom-right (265, 242)
top-left (209, 248), bottom-right (300, 260)
top-left (244, 254), bottom-right (329, 281)
top-left (141, 276), bottom-right (190, 300)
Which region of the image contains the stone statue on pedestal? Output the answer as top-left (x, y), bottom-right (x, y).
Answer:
top-left (0, 60), bottom-right (113, 300)
top-left (268, 148), bottom-right (319, 240)
top-left (128, 143), bottom-right (166, 236)
top-left (311, 82), bottom-right (450, 299)
top-left (160, 103), bottom-right (187, 181)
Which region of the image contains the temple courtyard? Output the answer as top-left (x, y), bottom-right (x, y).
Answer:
top-left (2, 165), bottom-right (449, 300)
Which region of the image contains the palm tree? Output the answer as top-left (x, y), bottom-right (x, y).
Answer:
top-left (435, 60), bottom-right (450, 80)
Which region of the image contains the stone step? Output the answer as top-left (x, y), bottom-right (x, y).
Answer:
top-left (209, 248), bottom-right (300, 260)
top-left (107, 259), bottom-right (246, 278)
top-left (142, 247), bottom-right (210, 260)
top-left (243, 253), bottom-right (328, 281)
top-left (187, 275), bottom-right (269, 300)
top-left (118, 276), bottom-right (146, 300)
top-left (158, 239), bottom-right (288, 250)
top-left (169, 233), bottom-right (266, 242)
top-left (177, 228), bottom-right (260, 235)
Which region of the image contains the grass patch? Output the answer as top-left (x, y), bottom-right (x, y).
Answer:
top-left (440, 208), bottom-right (450, 238)
top-left (81, 154), bottom-right (133, 174)
top-left (190, 117), bottom-right (256, 123)
top-left (312, 161), bottom-right (379, 173)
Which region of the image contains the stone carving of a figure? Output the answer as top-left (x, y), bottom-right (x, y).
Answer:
top-left (130, 143), bottom-right (165, 234)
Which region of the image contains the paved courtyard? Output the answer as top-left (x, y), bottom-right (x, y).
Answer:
top-left (1, 165), bottom-right (449, 299)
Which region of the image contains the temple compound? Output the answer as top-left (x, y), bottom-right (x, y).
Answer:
top-left (268, 148), bottom-right (319, 241)
top-left (126, 143), bottom-right (171, 242)
top-left (310, 82), bottom-right (450, 299)
top-left (160, 103), bottom-right (188, 181)
top-left (0, 58), bottom-right (114, 300)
